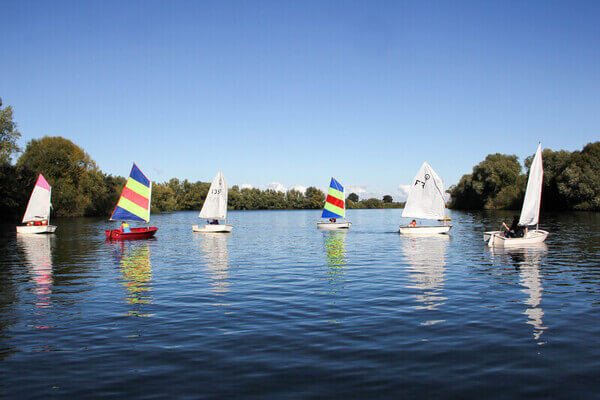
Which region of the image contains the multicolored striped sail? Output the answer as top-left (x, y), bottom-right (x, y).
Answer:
top-left (321, 178), bottom-right (345, 219)
top-left (110, 164), bottom-right (152, 222)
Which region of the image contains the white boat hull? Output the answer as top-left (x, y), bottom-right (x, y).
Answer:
top-left (484, 230), bottom-right (549, 247)
top-left (317, 221), bottom-right (352, 230)
top-left (399, 225), bottom-right (451, 235)
top-left (193, 224), bottom-right (233, 233)
top-left (16, 225), bottom-right (57, 234)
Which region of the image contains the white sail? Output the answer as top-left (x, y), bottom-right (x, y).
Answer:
top-left (402, 162), bottom-right (446, 220)
top-left (22, 174), bottom-right (52, 223)
top-left (199, 171), bottom-right (228, 220)
top-left (519, 143), bottom-right (543, 226)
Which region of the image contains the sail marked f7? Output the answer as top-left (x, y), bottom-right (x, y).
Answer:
top-left (402, 162), bottom-right (446, 220)
top-left (111, 164), bottom-right (152, 222)
top-left (322, 178), bottom-right (345, 219)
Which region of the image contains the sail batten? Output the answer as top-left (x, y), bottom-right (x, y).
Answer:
top-left (402, 162), bottom-right (446, 220)
top-left (322, 178), bottom-right (345, 219)
top-left (22, 174), bottom-right (52, 223)
top-left (111, 164), bottom-right (152, 222)
top-left (519, 144), bottom-right (543, 226)
top-left (199, 171), bottom-right (228, 220)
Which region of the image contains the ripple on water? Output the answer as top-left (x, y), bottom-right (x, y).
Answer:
top-left (1, 210), bottom-right (600, 398)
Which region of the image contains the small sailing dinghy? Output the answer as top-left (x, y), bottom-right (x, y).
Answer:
top-left (193, 171), bottom-right (233, 233)
top-left (17, 174), bottom-right (57, 234)
top-left (399, 162), bottom-right (451, 235)
top-left (485, 144), bottom-right (549, 247)
top-left (105, 164), bottom-right (158, 240)
top-left (317, 178), bottom-right (351, 230)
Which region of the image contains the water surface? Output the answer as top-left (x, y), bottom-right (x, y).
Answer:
top-left (1, 209), bottom-right (599, 398)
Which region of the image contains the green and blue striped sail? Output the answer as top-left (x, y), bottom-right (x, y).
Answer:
top-left (321, 178), bottom-right (345, 219)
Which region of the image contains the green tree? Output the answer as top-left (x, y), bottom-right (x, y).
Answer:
top-left (152, 182), bottom-right (178, 212)
top-left (0, 104), bottom-right (21, 164)
top-left (17, 136), bottom-right (107, 217)
top-left (285, 189), bottom-right (305, 209)
top-left (449, 153), bottom-right (522, 209)
top-left (382, 195), bottom-right (393, 203)
top-left (347, 192), bottom-right (359, 202)
top-left (557, 142), bottom-right (600, 210)
top-left (361, 198), bottom-right (383, 209)
top-left (304, 186), bottom-right (326, 209)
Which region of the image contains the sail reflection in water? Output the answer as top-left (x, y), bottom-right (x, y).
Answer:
top-left (18, 235), bottom-right (54, 328)
top-left (322, 231), bottom-right (347, 323)
top-left (323, 231), bottom-right (347, 278)
top-left (199, 233), bottom-right (230, 294)
top-left (492, 244), bottom-right (548, 343)
top-left (401, 235), bottom-right (448, 323)
top-left (118, 241), bottom-right (153, 317)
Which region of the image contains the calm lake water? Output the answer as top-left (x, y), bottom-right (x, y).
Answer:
top-left (1, 209), bottom-right (599, 398)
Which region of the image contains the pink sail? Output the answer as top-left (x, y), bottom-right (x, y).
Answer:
top-left (22, 174), bottom-right (52, 223)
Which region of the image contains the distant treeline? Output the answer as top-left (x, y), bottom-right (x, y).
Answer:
top-left (153, 180), bottom-right (402, 213)
top-left (0, 104), bottom-right (400, 221)
top-left (449, 142), bottom-right (600, 211)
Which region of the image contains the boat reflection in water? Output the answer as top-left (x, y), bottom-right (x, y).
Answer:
top-left (401, 235), bottom-right (449, 325)
top-left (199, 233), bottom-right (231, 295)
top-left (117, 241), bottom-right (153, 317)
top-left (18, 235), bottom-right (54, 328)
top-left (492, 243), bottom-right (548, 343)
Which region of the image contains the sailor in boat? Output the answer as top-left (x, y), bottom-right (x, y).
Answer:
top-left (121, 222), bottom-right (131, 233)
top-left (329, 218), bottom-right (336, 223)
top-left (211, 219), bottom-right (219, 225)
top-left (501, 216), bottom-right (525, 238)
top-left (410, 220), bottom-right (417, 227)
top-left (28, 219), bottom-right (48, 226)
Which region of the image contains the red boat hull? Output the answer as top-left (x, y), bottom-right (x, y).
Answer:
top-left (105, 227), bottom-right (158, 240)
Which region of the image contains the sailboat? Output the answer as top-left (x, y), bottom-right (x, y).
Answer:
top-left (105, 163), bottom-right (158, 240)
top-left (317, 178), bottom-right (351, 230)
top-left (485, 144), bottom-right (549, 247)
top-left (193, 171), bottom-right (233, 233)
top-left (17, 174), bottom-right (57, 234)
top-left (399, 162), bottom-right (451, 235)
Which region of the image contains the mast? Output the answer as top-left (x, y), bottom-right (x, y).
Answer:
top-left (48, 187), bottom-right (52, 225)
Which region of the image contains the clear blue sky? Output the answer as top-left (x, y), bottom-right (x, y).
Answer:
top-left (1, 1), bottom-right (599, 200)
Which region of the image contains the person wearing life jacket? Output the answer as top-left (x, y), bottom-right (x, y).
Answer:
top-left (410, 220), bottom-right (417, 227)
top-left (121, 222), bottom-right (131, 233)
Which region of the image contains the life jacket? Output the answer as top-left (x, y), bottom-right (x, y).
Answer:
top-left (410, 221), bottom-right (417, 227)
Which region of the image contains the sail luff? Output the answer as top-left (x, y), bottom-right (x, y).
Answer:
top-left (147, 181), bottom-right (152, 223)
top-left (519, 144), bottom-right (543, 226)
